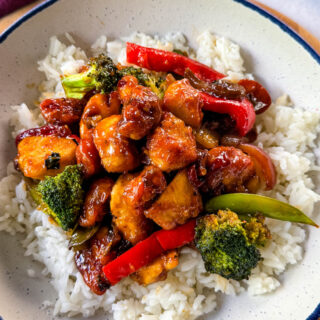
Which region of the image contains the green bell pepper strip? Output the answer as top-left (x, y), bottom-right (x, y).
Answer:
top-left (205, 193), bottom-right (318, 227)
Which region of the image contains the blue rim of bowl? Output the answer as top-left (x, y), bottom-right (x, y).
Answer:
top-left (0, 0), bottom-right (319, 65)
top-left (0, 0), bottom-right (59, 43)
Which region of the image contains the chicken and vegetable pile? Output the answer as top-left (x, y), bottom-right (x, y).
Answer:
top-left (14, 43), bottom-right (317, 295)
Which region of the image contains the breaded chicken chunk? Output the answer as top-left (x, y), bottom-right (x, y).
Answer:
top-left (118, 76), bottom-right (162, 140)
top-left (146, 112), bottom-right (197, 172)
top-left (131, 250), bottom-right (179, 285)
top-left (17, 136), bottom-right (77, 180)
top-left (145, 169), bottom-right (203, 230)
top-left (110, 173), bottom-right (154, 244)
top-left (163, 79), bottom-right (203, 128)
top-left (93, 115), bottom-right (140, 173)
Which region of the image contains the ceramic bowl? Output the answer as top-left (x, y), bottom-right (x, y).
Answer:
top-left (0, 0), bottom-right (319, 319)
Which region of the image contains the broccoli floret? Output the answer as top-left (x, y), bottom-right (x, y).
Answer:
top-left (61, 54), bottom-right (120, 99)
top-left (61, 55), bottom-right (167, 100)
top-left (119, 66), bottom-right (167, 98)
top-left (195, 210), bottom-right (269, 281)
top-left (35, 165), bottom-right (84, 230)
top-left (119, 66), bottom-right (148, 84)
top-left (244, 214), bottom-right (271, 246)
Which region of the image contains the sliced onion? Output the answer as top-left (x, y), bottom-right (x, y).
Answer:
top-left (238, 79), bottom-right (271, 114)
top-left (239, 143), bottom-right (276, 190)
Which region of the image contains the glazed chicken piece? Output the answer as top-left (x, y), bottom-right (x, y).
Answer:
top-left (75, 137), bottom-right (102, 178)
top-left (117, 75), bottom-right (162, 140)
top-left (40, 98), bottom-right (86, 125)
top-left (79, 177), bottom-right (114, 227)
top-left (74, 226), bottom-right (121, 295)
top-left (16, 136), bottom-right (77, 179)
top-left (123, 165), bottom-right (167, 208)
top-left (110, 173), bottom-right (154, 244)
top-left (202, 146), bottom-right (256, 195)
top-left (77, 92), bottom-right (121, 177)
top-left (145, 169), bottom-right (203, 230)
top-left (146, 112), bottom-right (197, 172)
top-left (163, 78), bottom-right (203, 128)
top-left (80, 92), bottom-right (120, 140)
top-left (93, 115), bottom-right (140, 172)
top-left (131, 250), bottom-right (179, 285)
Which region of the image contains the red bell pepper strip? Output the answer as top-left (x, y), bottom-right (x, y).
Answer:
top-left (126, 42), bottom-right (225, 82)
top-left (102, 219), bottom-right (196, 285)
top-left (154, 219), bottom-right (196, 251)
top-left (201, 92), bottom-right (256, 136)
top-left (126, 43), bottom-right (272, 116)
top-left (103, 233), bottom-right (163, 285)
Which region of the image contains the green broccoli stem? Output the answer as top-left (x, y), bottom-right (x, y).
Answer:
top-left (61, 71), bottom-right (96, 99)
top-left (61, 54), bottom-right (121, 99)
top-left (61, 56), bottom-right (166, 100)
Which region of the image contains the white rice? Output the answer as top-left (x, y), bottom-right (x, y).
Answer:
top-left (0, 31), bottom-right (319, 319)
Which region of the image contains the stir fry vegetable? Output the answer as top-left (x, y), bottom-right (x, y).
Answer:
top-left (205, 193), bottom-right (318, 227)
top-left (239, 143), bottom-right (276, 190)
top-left (119, 66), bottom-right (168, 98)
top-left (238, 79), bottom-right (271, 114)
top-left (103, 219), bottom-right (196, 285)
top-left (68, 224), bottom-right (100, 249)
top-left (131, 250), bottom-right (179, 286)
top-left (201, 92), bottom-right (255, 136)
top-left (126, 42), bottom-right (225, 82)
top-left (103, 188), bottom-right (318, 285)
top-left (14, 42), bottom-right (319, 295)
top-left (184, 68), bottom-right (271, 114)
top-left (35, 165), bottom-right (84, 230)
top-left (62, 55), bottom-right (120, 99)
top-left (195, 210), bottom-right (266, 280)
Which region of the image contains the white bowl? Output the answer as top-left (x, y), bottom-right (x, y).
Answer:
top-left (0, 0), bottom-right (319, 319)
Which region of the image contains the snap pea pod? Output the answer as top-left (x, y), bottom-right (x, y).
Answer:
top-left (205, 193), bottom-right (318, 227)
top-left (68, 224), bottom-right (100, 250)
